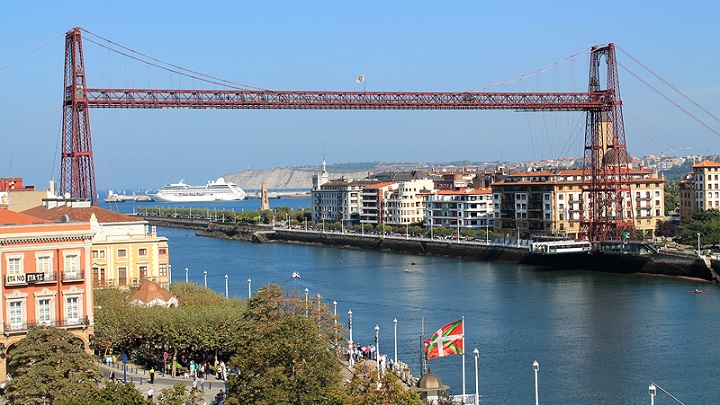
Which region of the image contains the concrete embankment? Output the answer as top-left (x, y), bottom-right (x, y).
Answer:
top-left (143, 217), bottom-right (717, 281)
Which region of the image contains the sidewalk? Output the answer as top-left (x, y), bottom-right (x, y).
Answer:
top-left (98, 360), bottom-right (227, 404)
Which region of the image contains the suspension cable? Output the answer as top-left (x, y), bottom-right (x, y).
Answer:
top-left (81, 28), bottom-right (268, 91)
top-left (468, 48), bottom-right (591, 91)
top-left (618, 46), bottom-right (720, 124)
top-left (618, 62), bottom-right (720, 138)
top-left (0, 33), bottom-right (65, 73)
top-left (0, 109), bottom-right (61, 137)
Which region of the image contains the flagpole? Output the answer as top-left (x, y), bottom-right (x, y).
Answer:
top-left (462, 315), bottom-right (466, 402)
top-left (420, 316), bottom-right (426, 376)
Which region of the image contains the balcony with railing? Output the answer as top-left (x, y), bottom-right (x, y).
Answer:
top-left (62, 270), bottom-right (85, 282)
top-left (3, 316), bottom-right (90, 334)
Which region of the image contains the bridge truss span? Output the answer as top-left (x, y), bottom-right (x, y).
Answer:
top-left (84, 89), bottom-right (610, 111)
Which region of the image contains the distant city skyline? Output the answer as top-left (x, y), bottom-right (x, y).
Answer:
top-left (1, 1), bottom-right (718, 190)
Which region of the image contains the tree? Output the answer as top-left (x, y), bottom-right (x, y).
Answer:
top-left (342, 362), bottom-right (421, 405)
top-left (157, 382), bottom-right (204, 405)
top-left (677, 209), bottom-right (720, 247)
top-left (64, 382), bottom-right (150, 405)
top-left (4, 326), bottom-right (102, 405)
top-left (227, 315), bottom-right (344, 405)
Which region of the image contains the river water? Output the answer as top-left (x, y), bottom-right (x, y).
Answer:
top-left (101, 198), bottom-right (720, 404)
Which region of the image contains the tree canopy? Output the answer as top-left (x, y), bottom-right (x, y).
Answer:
top-left (4, 326), bottom-right (102, 405)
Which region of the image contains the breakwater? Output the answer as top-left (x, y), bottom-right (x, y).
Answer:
top-left (143, 217), bottom-right (718, 281)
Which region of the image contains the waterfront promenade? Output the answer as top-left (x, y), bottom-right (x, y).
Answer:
top-left (98, 360), bottom-right (227, 403)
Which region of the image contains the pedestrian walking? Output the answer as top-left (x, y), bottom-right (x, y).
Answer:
top-left (147, 386), bottom-right (154, 400)
top-left (149, 366), bottom-right (155, 384)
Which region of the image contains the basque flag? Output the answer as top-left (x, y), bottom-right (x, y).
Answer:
top-left (424, 319), bottom-right (464, 359)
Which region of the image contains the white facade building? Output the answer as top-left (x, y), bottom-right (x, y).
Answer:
top-left (425, 188), bottom-right (494, 231)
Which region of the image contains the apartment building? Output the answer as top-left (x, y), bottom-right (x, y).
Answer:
top-left (23, 200), bottom-right (170, 288)
top-left (312, 178), bottom-right (379, 224)
top-left (384, 179), bottom-right (434, 226)
top-left (358, 182), bottom-right (397, 226)
top-left (492, 168), bottom-right (664, 239)
top-left (0, 208), bottom-right (95, 376)
top-left (425, 188), bottom-right (494, 232)
top-left (691, 160), bottom-right (720, 211)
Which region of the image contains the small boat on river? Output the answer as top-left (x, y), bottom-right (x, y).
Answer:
top-left (687, 289), bottom-right (710, 294)
top-left (292, 272), bottom-right (301, 279)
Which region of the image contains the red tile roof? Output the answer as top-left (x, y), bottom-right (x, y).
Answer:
top-left (128, 280), bottom-right (174, 304)
top-left (0, 208), bottom-right (49, 226)
top-left (22, 205), bottom-right (144, 223)
top-left (693, 160), bottom-right (720, 168)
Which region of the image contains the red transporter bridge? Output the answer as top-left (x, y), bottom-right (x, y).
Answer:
top-left (60, 27), bottom-right (632, 241)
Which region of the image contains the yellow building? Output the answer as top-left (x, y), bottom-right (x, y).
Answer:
top-left (492, 168), bottom-right (664, 239)
top-left (23, 200), bottom-right (170, 288)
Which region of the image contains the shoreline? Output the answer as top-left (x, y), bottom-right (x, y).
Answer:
top-left (142, 217), bottom-right (719, 282)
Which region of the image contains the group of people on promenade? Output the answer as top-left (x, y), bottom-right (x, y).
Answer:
top-left (347, 342), bottom-right (394, 374)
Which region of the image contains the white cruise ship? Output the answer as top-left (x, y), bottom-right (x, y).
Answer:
top-left (151, 178), bottom-right (246, 202)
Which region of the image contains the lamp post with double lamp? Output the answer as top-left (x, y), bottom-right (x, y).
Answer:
top-left (247, 278), bottom-right (251, 299)
top-left (203, 271), bottom-right (207, 288)
top-left (348, 310), bottom-right (353, 348)
top-left (393, 318), bottom-right (398, 366)
top-left (473, 348), bottom-right (480, 405)
top-left (697, 232), bottom-right (701, 253)
top-left (333, 301), bottom-right (337, 325)
top-left (304, 288), bottom-right (309, 317)
top-left (224, 274), bottom-right (228, 298)
top-left (649, 383), bottom-right (656, 405)
top-left (533, 360), bottom-right (539, 405)
top-left (374, 325), bottom-right (380, 374)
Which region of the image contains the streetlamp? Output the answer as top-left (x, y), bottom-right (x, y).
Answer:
top-left (247, 278), bottom-right (252, 299)
top-left (185, 267), bottom-right (188, 283)
top-left (333, 301), bottom-right (337, 325)
top-left (374, 325), bottom-right (380, 374)
top-left (485, 220), bottom-right (489, 244)
top-left (304, 288), bottom-right (309, 317)
top-left (649, 383), bottom-right (656, 405)
top-left (533, 360), bottom-right (539, 405)
top-left (474, 348), bottom-right (480, 405)
top-left (169, 264), bottom-right (172, 284)
top-left (203, 271), bottom-right (207, 288)
top-left (348, 310), bottom-right (353, 344)
top-left (224, 274), bottom-right (228, 299)
top-left (697, 232), bottom-right (701, 252)
top-left (393, 318), bottom-right (398, 367)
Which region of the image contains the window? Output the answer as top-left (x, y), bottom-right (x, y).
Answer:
top-left (38, 299), bottom-right (51, 325)
top-left (8, 257), bottom-right (22, 275)
top-left (118, 267), bottom-right (127, 285)
top-left (92, 250), bottom-right (98, 258)
top-left (159, 248), bottom-right (167, 255)
top-left (37, 255), bottom-right (51, 275)
top-left (99, 250), bottom-right (105, 258)
top-left (9, 301), bottom-right (23, 329)
top-left (138, 248), bottom-right (148, 256)
top-left (139, 266), bottom-right (148, 279)
top-left (64, 254), bottom-right (79, 274)
top-left (118, 249), bottom-right (127, 258)
top-left (66, 297), bottom-right (79, 323)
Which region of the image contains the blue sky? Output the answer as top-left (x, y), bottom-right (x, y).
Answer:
top-left (1, 1), bottom-right (718, 190)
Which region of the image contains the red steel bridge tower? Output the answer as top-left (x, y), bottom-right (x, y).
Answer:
top-left (60, 27), bottom-right (633, 240)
